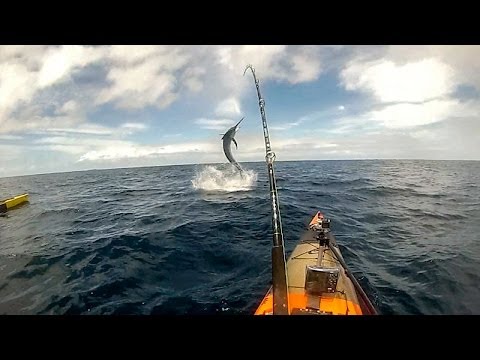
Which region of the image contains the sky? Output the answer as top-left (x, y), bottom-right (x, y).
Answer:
top-left (0, 45), bottom-right (479, 177)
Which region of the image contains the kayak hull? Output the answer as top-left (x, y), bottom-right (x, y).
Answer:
top-left (255, 211), bottom-right (375, 315)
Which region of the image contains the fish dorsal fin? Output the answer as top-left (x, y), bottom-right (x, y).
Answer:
top-left (232, 138), bottom-right (238, 149)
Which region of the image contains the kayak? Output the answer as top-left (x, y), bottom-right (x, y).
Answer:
top-left (255, 211), bottom-right (377, 315)
top-left (0, 193), bottom-right (29, 213)
top-left (243, 65), bottom-right (377, 315)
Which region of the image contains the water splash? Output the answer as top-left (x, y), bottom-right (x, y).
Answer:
top-left (191, 165), bottom-right (257, 192)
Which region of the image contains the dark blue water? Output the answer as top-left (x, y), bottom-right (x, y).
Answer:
top-left (1, 160), bottom-right (479, 315)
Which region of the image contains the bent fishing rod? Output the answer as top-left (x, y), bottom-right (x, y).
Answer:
top-left (244, 65), bottom-right (289, 315)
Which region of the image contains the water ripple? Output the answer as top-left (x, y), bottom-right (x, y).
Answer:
top-left (1, 160), bottom-right (479, 314)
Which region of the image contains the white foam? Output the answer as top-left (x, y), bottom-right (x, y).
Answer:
top-left (191, 165), bottom-right (257, 192)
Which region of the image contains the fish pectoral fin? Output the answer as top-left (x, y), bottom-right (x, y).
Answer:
top-left (232, 138), bottom-right (238, 149)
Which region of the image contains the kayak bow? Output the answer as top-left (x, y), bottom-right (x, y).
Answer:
top-left (255, 211), bottom-right (378, 315)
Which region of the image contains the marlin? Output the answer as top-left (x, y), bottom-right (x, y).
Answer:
top-left (221, 117), bottom-right (244, 172)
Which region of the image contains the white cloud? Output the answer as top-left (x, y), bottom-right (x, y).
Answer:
top-left (0, 134), bottom-right (23, 140)
top-left (95, 46), bottom-right (195, 110)
top-left (338, 46), bottom-right (480, 105)
top-left (269, 107), bottom-right (344, 132)
top-left (270, 120), bottom-right (302, 131)
top-left (336, 45), bottom-right (480, 144)
top-left (96, 58), bottom-right (179, 109)
top-left (181, 66), bottom-right (205, 93)
top-left (1, 115), bottom-right (81, 135)
top-left (0, 144), bottom-right (28, 177)
top-left (289, 47), bottom-right (323, 83)
top-left (32, 121), bottom-right (150, 139)
top-left (217, 45), bottom-right (286, 76)
top-left (385, 45), bottom-right (480, 90)
top-left (217, 45), bottom-right (324, 84)
top-left (37, 46), bottom-right (105, 88)
top-left (410, 129), bottom-right (438, 141)
top-left (44, 124), bottom-right (113, 136)
top-left (30, 122), bottom-right (158, 160)
top-left (313, 143), bottom-right (338, 149)
top-left (120, 123), bottom-right (147, 130)
top-left (57, 100), bottom-right (79, 114)
top-left (326, 97), bottom-right (479, 133)
top-left (341, 58), bottom-right (455, 103)
top-left (0, 46), bottom-right (102, 133)
top-left (215, 97), bottom-right (241, 117)
top-left (366, 99), bottom-right (461, 128)
top-left (1, 45), bottom-right (330, 137)
top-left (45, 144), bottom-right (89, 155)
top-left (0, 61), bottom-right (38, 124)
top-left (321, 113), bottom-right (375, 135)
top-left (32, 136), bottom-right (135, 158)
top-left (78, 141), bottom-right (217, 162)
top-left (2, 45), bottom-right (480, 176)
top-left (194, 118), bottom-right (235, 130)
top-left (106, 45), bottom-right (163, 65)
top-left (34, 136), bottom-right (123, 146)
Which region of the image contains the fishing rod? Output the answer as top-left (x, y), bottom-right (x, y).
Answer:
top-left (327, 235), bottom-right (378, 315)
top-left (244, 65), bottom-right (289, 315)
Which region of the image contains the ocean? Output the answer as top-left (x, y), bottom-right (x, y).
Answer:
top-left (1, 160), bottom-right (479, 314)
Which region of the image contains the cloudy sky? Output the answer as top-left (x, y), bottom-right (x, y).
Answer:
top-left (0, 45), bottom-right (479, 177)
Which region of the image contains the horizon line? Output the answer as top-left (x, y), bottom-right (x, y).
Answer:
top-left (1, 157), bottom-right (479, 179)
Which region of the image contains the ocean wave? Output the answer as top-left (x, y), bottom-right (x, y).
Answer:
top-left (1, 160), bottom-right (479, 314)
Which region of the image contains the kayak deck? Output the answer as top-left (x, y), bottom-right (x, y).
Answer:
top-left (0, 193), bottom-right (29, 213)
top-left (255, 211), bottom-right (375, 315)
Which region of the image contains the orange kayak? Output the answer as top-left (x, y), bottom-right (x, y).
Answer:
top-left (255, 211), bottom-right (377, 315)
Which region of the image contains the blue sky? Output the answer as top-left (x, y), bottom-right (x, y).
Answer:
top-left (0, 45), bottom-right (479, 177)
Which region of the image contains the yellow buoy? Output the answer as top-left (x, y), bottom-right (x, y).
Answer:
top-left (0, 193), bottom-right (29, 213)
